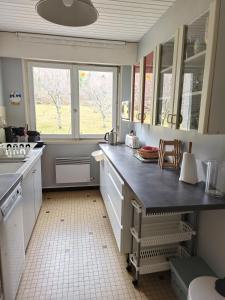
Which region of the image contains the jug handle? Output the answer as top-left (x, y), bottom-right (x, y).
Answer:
top-left (104, 132), bottom-right (109, 141)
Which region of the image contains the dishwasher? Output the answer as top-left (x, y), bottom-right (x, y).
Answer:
top-left (0, 183), bottom-right (25, 300)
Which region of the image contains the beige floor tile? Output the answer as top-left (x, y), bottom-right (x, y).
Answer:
top-left (17, 190), bottom-right (177, 300)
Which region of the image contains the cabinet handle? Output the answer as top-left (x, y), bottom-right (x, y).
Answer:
top-left (136, 112), bottom-right (142, 121)
top-left (167, 114), bottom-right (173, 124)
top-left (172, 114), bottom-right (183, 125)
top-left (32, 170), bottom-right (37, 174)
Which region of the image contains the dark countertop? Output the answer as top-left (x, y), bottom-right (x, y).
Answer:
top-left (99, 144), bottom-right (225, 213)
top-left (0, 173), bottom-right (22, 207)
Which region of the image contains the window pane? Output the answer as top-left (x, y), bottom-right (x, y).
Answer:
top-left (132, 64), bottom-right (141, 122)
top-left (32, 67), bottom-right (71, 135)
top-left (143, 52), bottom-right (154, 124)
top-left (79, 70), bottom-right (113, 135)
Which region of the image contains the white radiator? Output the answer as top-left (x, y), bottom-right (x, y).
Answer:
top-left (55, 157), bottom-right (91, 184)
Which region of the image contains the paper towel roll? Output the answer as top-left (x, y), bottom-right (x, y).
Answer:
top-left (179, 152), bottom-right (198, 184)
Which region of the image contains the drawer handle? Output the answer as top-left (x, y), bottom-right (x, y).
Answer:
top-left (131, 200), bottom-right (142, 213)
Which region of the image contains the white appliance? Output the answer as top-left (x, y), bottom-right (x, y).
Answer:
top-left (188, 276), bottom-right (224, 300)
top-left (0, 184), bottom-right (25, 300)
top-left (125, 134), bottom-right (140, 149)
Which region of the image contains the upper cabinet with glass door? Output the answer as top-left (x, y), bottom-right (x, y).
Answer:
top-left (142, 51), bottom-right (155, 124)
top-left (174, 0), bottom-right (225, 134)
top-left (154, 35), bottom-right (178, 127)
top-left (131, 63), bottom-right (141, 122)
top-left (177, 13), bottom-right (209, 131)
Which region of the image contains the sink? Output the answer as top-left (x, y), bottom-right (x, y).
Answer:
top-left (0, 162), bottom-right (24, 174)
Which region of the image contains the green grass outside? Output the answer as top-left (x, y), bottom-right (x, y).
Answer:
top-left (36, 103), bottom-right (112, 135)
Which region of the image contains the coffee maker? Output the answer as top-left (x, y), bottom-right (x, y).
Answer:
top-left (4, 127), bottom-right (18, 142)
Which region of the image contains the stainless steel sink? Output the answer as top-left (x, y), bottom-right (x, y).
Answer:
top-left (0, 162), bottom-right (24, 174)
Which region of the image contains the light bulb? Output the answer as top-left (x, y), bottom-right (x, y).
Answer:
top-left (62, 0), bottom-right (74, 7)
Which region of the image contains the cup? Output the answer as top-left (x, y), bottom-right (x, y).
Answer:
top-left (205, 161), bottom-right (225, 197)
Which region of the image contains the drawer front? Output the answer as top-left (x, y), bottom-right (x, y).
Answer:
top-left (105, 192), bottom-right (122, 251)
top-left (171, 270), bottom-right (187, 300)
top-left (107, 172), bottom-right (123, 223)
top-left (105, 158), bottom-right (124, 195)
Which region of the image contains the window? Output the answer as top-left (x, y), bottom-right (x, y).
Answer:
top-left (78, 66), bottom-right (117, 138)
top-left (28, 62), bottom-right (117, 139)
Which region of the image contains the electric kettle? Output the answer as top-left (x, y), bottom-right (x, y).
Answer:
top-left (104, 129), bottom-right (117, 145)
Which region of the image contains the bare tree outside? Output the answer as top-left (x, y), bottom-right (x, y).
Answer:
top-left (79, 70), bottom-right (113, 133)
top-left (32, 67), bottom-right (113, 135)
top-left (33, 67), bottom-right (71, 133)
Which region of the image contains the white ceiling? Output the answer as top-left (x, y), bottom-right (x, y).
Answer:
top-left (0, 0), bottom-right (176, 42)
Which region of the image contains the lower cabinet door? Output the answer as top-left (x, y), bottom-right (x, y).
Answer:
top-left (105, 192), bottom-right (123, 251)
top-left (22, 170), bottom-right (36, 250)
top-left (33, 159), bottom-right (43, 218)
top-left (100, 160), bottom-right (107, 203)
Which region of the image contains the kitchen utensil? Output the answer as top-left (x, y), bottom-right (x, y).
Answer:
top-left (27, 130), bottom-right (40, 142)
top-left (104, 129), bottom-right (117, 145)
top-left (179, 142), bottom-right (198, 184)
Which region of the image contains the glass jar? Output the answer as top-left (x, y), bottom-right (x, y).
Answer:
top-left (205, 161), bottom-right (225, 196)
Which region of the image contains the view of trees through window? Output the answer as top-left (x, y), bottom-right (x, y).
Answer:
top-left (79, 70), bottom-right (113, 135)
top-left (32, 66), bottom-right (114, 136)
top-left (33, 67), bottom-right (72, 135)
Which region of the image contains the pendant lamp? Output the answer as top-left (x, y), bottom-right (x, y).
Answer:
top-left (36, 0), bottom-right (98, 27)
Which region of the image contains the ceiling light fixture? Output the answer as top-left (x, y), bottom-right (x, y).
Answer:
top-left (36, 0), bottom-right (98, 27)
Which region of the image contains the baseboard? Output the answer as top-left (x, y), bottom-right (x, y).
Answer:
top-left (42, 185), bottom-right (99, 192)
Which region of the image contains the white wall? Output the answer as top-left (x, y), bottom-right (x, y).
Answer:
top-left (0, 32), bottom-right (137, 66)
top-left (137, 0), bottom-right (225, 277)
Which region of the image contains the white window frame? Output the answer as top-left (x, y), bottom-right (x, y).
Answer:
top-left (27, 61), bottom-right (118, 139)
top-left (76, 65), bottom-right (118, 139)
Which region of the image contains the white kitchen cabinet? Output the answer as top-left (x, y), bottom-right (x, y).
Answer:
top-left (153, 32), bottom-right (179, 128)
top-left (150, 0), bottom-right (225, 134)
top-left (100, 156), bottom-right (132, 253)
top-left (22, 157), bottom-right (42, 250)
top-left (22, 169), bottom-right (36, 249)
top-left (33, 159), bottom-right (42, 218)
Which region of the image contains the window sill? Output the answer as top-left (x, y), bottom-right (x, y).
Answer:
top-left (42, 138), bottom-right (106, 145)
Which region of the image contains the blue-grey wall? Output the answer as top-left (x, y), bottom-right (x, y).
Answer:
top-left (42, 143), bottom-right (100, 188)
top-left (1, 58), bottom-right (26, 126)
top-left (136, 0), bottom-right (225, 277)
top-left (0, 58), bottom-right (132, 188)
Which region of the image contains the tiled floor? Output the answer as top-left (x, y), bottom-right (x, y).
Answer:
top-left (17, 190), bottom-right (177, 300)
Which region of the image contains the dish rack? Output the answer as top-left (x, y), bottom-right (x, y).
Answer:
top-left (127, 200), bottom-right (196, 286)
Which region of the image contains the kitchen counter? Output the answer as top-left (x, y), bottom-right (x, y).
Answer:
top-left (99, 144), bottom-right (225, 213)
top-left (0, 173), bottom-right (22, 207)
top-left (0, 146), bottom-right (44, 206)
